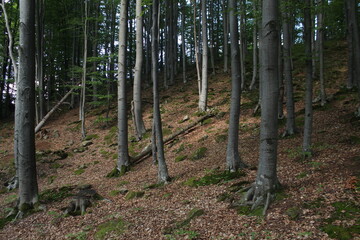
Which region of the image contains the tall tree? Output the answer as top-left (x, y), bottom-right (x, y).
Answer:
top-left (133, 0), bottom-right (146, 140)
top-left (152, 0), bottom-right (170, 183)
top-left (249, 0), bottom-right (259, 91)
top-left (222, 0), bottom-right (229, 73)
top-left (226, 0), bottom-right (247, 171)
top-left (198, 0), bottom-right (208, 112)
top-left (181, 0), bottom-right (187, 83)
top-left (117, 0), bottom-right (130, 172)
top-left (317, 0), bottom-right (327, 106)
top-left (79, 0), bottom-right (88, 139)
top-left (16, 0), bottom-right (39, 212)
top-left (245, 0), bottom-right (280, 213)
top-left (303, 0), bottom-right (314, 155)
top-left (282, 0), bottom-right (296, 136)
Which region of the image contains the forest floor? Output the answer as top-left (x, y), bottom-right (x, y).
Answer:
top-left (0, 41), bottom-right (359, 240)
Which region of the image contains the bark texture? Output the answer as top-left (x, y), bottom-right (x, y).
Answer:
top-left (199, 0), bottom-right (208, 112)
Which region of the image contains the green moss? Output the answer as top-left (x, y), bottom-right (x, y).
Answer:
top-left (104, 126), bottom-right (117, 145)
top-left (228, 181), bottom-right (250, 192)
top-left (94, 218), bottom-right (126, 240)
top-left (285, 207), bottom-right (301, 220)
top-left (190, 147), bottom-right (207, 160)
top-left (85, 134), bottom-right (99, 141)
top-left (0, 214), bottom-right (16, 229)
top-left (144, 182), bottom-right (164, 190)
top-left (125, 191), bottom-right (145, 200)
top-left (40, 186), bottom-right (74, 203)
top-left (217, 193), bottom-right (232, 202)
top-left (106, 165), bottom-right (129, 178)
top-left (109, 190), bottom-right (120, 196)
top-left (162, 128), bottom-right (172, 136)
top-left (50, 162), bottom-right (63, 169)
top-left (175, 155), bottom-right (187, 162)
top-left (53, 150), bottom-right (68, 160)
top-left (215, 134), bottom-right (227, 143)
top-left (165, 208), bottom-right (205, 235)
top-left (74, 169), bottom-right (85, 175)
top-left (321, 225), bottom-right (353, 240)
top-left (237, 205), bottom-right (263, 216)
top-left (183, 171), bottom-right (245, 187)
top-left (201, 119), bottom-right (213, 125)
top-left (296, 172), bottom-right (307, 179)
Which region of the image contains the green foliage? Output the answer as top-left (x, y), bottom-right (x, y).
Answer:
top-left (125, 191), bottom-right (145, 200)
top-left (94, 218), bottom-right (126, 240)
top-left (175, 155), bottom-right (187, 162)
top-left (0, 214), bottom-right (16, 230)
top-left (190, 147), bottom-right (207, 160)
top-left (40, 186), bottom-right (74, 203)
top-left (109, 190), bottom-right (120, 196)
top-left (183, 171), bottom-right (245, 187)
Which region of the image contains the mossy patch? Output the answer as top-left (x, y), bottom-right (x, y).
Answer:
top-left (303, 197), bottom-right (325, 209)
top-left (109, 190), bottom-right (120, 196)
top-left (74, 169), bottom-right (85, 175)
top-left (85, 134), bottom-right (99, 141)
top-left (125, 191), bottom-right (145, 200)
top-left (215, 134), bottom-right (227, 143)
top-left (285, 206), bottom-right (301, 220)
top-left (40, 186), bottom-right (74, 203)
top-left (164, 208), bottom-right (205, 235)
top-left (183, 170), bottom-right (245, 187)
top-left (190, 147), bottom-right (207, 160)
top-left (0, 214), bottom-right (16, 230)
top-left (217, 193), bottom-right (232, 202)
top-left (321, 225), bottom-right (354, 240)
top-left (175, 155), bottom-right (187, 162)
top-left (106, 165), bottom-right (129, 178)
top-left (104, 126), bottom-right (117, 145)
top-left (144, 182), bottom-right (164, 190)
top-left (237, 205), bottom-right (263, 216)
top-left (228, 181), bottom-right (250, 192)
top-left (94, 218), bottom-right (126, 240)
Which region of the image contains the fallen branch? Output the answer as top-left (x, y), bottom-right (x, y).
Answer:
top-left (35, 88), bottom-right (75, 133)
top-left (131, 113), bottom-right (215, 164)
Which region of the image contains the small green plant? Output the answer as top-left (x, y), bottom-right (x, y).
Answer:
top-left (109, 190), bottom-right (120, 196)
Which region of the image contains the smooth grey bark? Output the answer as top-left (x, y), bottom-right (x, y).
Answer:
top-left (222, 0), bottom-right (229, 73)
top-left (133, 0), bottom-right (146, 141)
top-left (278, 40), bottom-right (284, 119)
top-left (249, 0), bottom-right (258, 91)
top-left (245, 0), bottom-right (280, 212)
top-left (226, 0), bottom-right (247, 172)
top-left (240, 0), bottom-right (246, 90)
top-left (282, 5), bottom-right (296, 136)
top-left (193, 0), bottom-right (201, 95)
top-left (317, 0), bottom-right (327, 106)
top-left (181, 0), bottom-right (187, 83)
top-left (152, 0), bottom-right (170, 183)
top-left (345, 2), bottom-right (354, 89)
top-left (35, 0), bottom-right (44, 122)
top-left (79, 0), bottom-right (88, 139)
top-left (117, 0), bottom-right (130, 171)
top-left (345, 0), bottom-right (360, 90)
top-left (209, 0), bottom-right (215, 75)
top-left (199, 0), bottom-right (208, 112)
top-left (303, 0), bottom-right (314, 154)
top-left (16, 0), bottom-right (39, 210)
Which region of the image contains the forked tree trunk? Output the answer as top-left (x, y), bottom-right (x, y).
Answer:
top-left (226, 0), bottom-right (247, 171)
top-left (199, 0), bottom-right (208, 112)
top-left (152, 0), bottom-right (170, 183)
top-left (245, 0), bottom-right (280, 213)
top-left (16, 0), bottom-right (39, 212)
top-left (303, 0), bottom-right (314, 154)
top-left (133, 0), bottom-right (146, 140)
top-left (117, 0), bottom-right (130, 172)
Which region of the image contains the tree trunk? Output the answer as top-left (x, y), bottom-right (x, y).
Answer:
top-left (245, 0), bottom-right (280, 212)
top-left (317, 0), bottom-right (327, 106)
top-left (117, 0), bottom-right (130, 172)
top-left (345, 2), bottom-right (354, 89)
top-left (133, 0), bottom-right (146, 141)
top-left (181, 0), bottom-right (187, 83)
top-left (282, 3), bottom-right (296, 136)
top-left (152, 0), bottom-right (170, 183)
top-left (80, 0), bottom-right (88, 139)
top-left (209, 0), bottom-right (216, 75)
top-left (226, 0), bottom-right (247, 172)
top-left (303, 0), bottom-right (314, 154)
top-left (249, 0), bottom-right (258, 91)
top-left (193, 0), bottom-right (201, 95)
top-left (16, 0), bottom-right (39, 212)
top-left (199, 0), bottom-right (208, 112)
top-left (240, 0), bottom-right (246, 90)
top-left (222, 0), bottom-right (229, 73)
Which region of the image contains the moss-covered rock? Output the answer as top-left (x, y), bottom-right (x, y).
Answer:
top-left (183, 171), bottom-right (245, 187)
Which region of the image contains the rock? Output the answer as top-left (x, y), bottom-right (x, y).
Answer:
top-left (179, 115), bottom-right (190, 123)
top-left (81, 141), bottom-right (93, 147)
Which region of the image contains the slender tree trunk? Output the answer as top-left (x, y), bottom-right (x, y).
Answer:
top-left (193, 0), bottom-right (201, 95)
top-left (181, 0), bottom-right (187, 83)
top-left (222, 0), bottom-right (229, 73)
top-left (199, 0), bottom-right (208, 112)
top-left (117, 0), bottom-right (130, 172)
top-left (133, 0), bottom-right (146, 140)
top-left (80, 0), bottom-right (88, 139)
top-left (345, 2), bottom-right (354, 89)
top-left (240, 0), bottom-right (246, 89)
top-left (317, 0), bottom-right (327, 106)
top-left (152, 0), bottom-right (170, 183)
top-left (282, 3), bottom-right (296, 136)
top-left (303, 0), bottom-right (314, 155)
top-left (245, 0), bottom-right (280, 212)
top-left (278, 37), bottom-right (284, 119)
top-left (226, 0), bottom-right (247, 172)
top-left (249, 0), bottom-right (258, 91)
top-left (209, 0), bottom-right (216, 75)
top-left (16, 0), bottom-right (39, 212)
